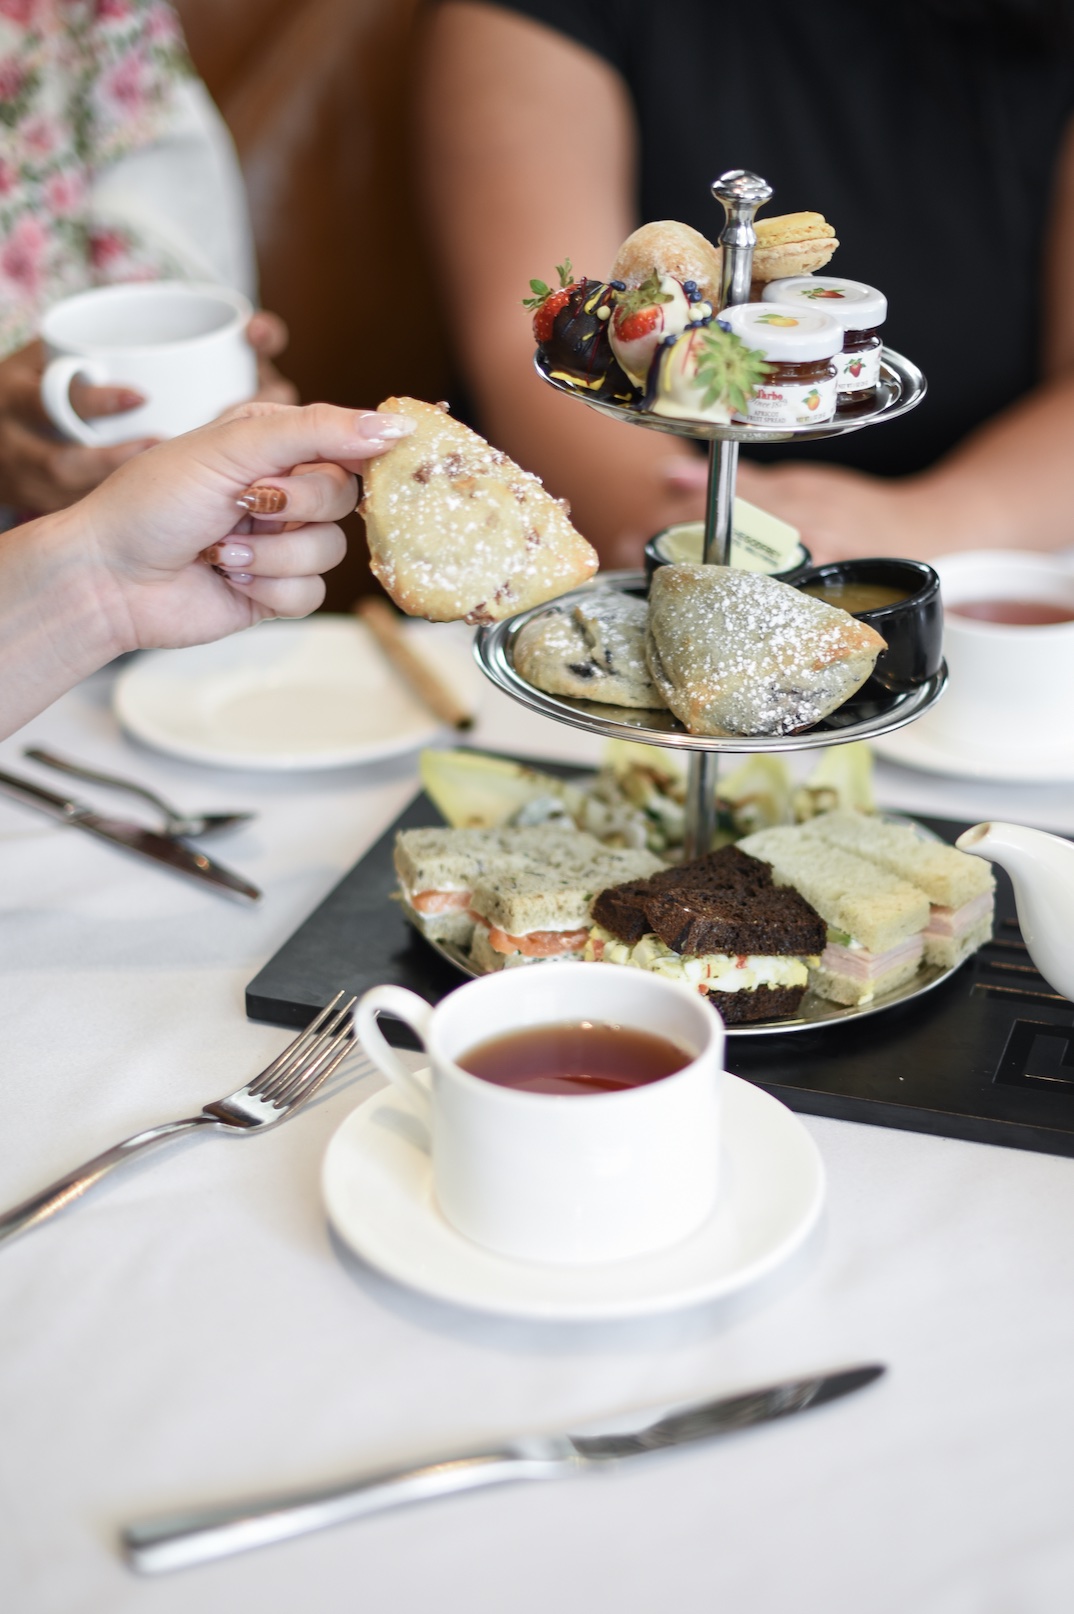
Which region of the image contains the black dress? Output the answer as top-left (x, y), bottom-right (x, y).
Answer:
top-left (470, 0), bottom-right (1074, 474)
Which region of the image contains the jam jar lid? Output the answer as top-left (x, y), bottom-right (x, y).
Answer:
top-left (761, 276), bottom-right (887, 331)
top-left (718, 301), bottom-right (842, 363)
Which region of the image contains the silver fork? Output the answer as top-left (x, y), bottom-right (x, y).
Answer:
top-left (23, 747), bottom-right (254, 838)
top-left (0, 992), bottom-right (357, 1249)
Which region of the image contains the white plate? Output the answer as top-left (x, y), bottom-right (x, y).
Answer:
top-left (114, 617), bottom-right (445, 770)
top-left (872, 710), bottom-right (1074, 783)
top-left (322, 1074), bottom-right (824, 1321)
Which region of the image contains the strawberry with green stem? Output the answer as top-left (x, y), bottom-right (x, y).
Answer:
top-left (523, 258), bottom-right (579, 345)
top-left (609, 270), bottom-right (688, 385)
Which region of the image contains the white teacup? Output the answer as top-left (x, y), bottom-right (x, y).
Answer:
top-left (925, 550), bottom-right (1074, 759)
top-left (355, 962), bottom-right (724, 1266)
top-left (40, 280), bottom-right (256, 445)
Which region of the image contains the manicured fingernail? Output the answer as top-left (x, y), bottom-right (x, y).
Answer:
top-left (237, 485), bottom-right (287, 515)
top-left (354, 412), bottom-right (415, 441)
top-left (208, 542), bottom-right (254, 567)
top-left (223, 570), bottom-right (254, 584)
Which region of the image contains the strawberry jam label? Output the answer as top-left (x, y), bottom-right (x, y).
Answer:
top-left (735, 373), bottom-right (838, 427)
top-left (837, 344), bottom-right (882, 393)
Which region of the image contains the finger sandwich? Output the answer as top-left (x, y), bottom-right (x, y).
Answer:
top-left (467, 830), bottom-right (665, 969)
top-left (796, 810), bottom-right (995, 966)
top-left (587, 845), bottom-right (826, 1024)
top-left (394, 826), bottom-right (519, 946)
top-left (738, 825), bottom-right (930, 1006)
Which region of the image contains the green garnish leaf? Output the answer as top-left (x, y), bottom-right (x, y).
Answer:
top-left (522, 260), bottom-right (575, 309)
top-left (692, 323), bottom-right (771, 415)
top-left (522, 276), bottom-right (552, 309)
top-left (616, 269), bottom-right (675, 321)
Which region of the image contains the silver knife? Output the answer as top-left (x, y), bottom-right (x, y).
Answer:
top-left (0, 768), bottom-right (260, 903)
top-left (123, 1363), bottom-right (884, 1574)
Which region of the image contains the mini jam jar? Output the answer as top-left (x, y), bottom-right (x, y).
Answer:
top-left (718, 302), bottom-right (840, 427)
top-left (762, 276), bottom-right (887, 401)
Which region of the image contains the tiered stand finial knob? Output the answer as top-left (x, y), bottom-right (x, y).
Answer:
top-left (711, 170), bottom-right (773, 314)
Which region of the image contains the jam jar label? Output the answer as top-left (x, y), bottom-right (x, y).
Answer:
top-left (837, 345), bottom-right (882, 393)
top-left (736, 374), bottom-right (838, 427)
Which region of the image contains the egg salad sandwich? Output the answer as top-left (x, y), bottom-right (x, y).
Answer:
top-left (738, 825), bottom-right (930, 1006)
top-left (586, 844), bottom-right (826, 1025)
top-left (796, 810), bottom-right (995, 967)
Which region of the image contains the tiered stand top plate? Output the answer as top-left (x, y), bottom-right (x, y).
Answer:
top-left (535, 346), bottom-right (926, 443)
top-left (474, 571), bottom-right (947, 752)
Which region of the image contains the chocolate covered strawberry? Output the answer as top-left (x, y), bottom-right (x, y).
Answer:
top-left (527, 265), bottom-right (634, 401)
top-left (523, 259), bottom-right (580, 345)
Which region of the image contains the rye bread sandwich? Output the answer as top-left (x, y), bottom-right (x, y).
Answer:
top-left (587, 844), bottom-right (826, 1025)
top-left (738, 824), bottom-right (930, 1005)
top-left (798, 811), bottom-right (995, 967)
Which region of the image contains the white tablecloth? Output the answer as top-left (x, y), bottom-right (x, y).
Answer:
top-left (3, 625), bottom-right (1074, 1614)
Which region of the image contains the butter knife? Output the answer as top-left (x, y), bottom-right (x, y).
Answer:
top-left (123, 1363), bottom-right (884, 1573)
top-left (0, 768), bottom-right (260, 903)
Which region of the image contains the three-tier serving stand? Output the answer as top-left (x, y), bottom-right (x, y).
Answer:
top-left (473, 169), bottom-right (942, 868)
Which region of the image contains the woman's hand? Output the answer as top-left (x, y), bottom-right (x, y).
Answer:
top-left (74, 400), bottom-right (411, 652)
top-left (0, 308), bottom-right (297, 516)
top-left (0, 339), bottom-right (156, 512)
top-left (0, 400), bottom-right (413, 740)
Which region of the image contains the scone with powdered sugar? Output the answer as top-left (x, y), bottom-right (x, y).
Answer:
top-left (361, 397), bottom-right (598, 623)
top-left (513, 591), bottom-right (667, 708)
top-left (646, 564), bottom-right (885, 736)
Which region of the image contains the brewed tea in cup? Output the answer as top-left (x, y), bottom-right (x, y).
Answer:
top-left (355, 962), bottom-right (724, 1265)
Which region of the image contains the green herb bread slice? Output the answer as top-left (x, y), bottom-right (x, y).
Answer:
top-left (469, 829), bottom-right (664, 938)
top-left (361, 397), bottom-right (598, 623)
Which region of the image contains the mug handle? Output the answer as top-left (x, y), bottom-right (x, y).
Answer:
top-left (354, 986), bottom-right (435, 1120)
top-left (40, 356), bottom-right (112, 445)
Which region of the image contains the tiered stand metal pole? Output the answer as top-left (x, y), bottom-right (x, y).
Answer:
top-left (684, 170), bottom-right (774, 860)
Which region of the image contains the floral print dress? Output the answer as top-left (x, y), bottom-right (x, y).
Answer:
top-left (0, 0), bottom-right (223, 359)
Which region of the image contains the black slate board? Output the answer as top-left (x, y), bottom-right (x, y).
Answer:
top-left (246, 764), bottom-right (1074, 1158)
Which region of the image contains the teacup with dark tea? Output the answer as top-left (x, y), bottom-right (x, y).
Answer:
top-left (355, 963), bottom-right (724, 1265)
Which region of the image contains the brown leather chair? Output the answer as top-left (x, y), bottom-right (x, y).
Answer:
top-left (175, 0), bottom-right (450, 608)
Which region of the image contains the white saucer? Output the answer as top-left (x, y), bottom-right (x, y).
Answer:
top-left (114, 617), bottom-right (446, 770)
top-left (872, 710), bottom-right (1074, 783)
top-left (322, 1075), bottom-right (825, 1321)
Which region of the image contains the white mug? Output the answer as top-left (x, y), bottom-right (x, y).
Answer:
top-left (355, 961), bottom-right (725, 1266)
top-left (923, 550), bottom-right (1074, 759)
top-left (39, 280), bottom-right (256, 445)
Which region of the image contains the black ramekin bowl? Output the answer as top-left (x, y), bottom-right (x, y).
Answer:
top-left (644, 521), bottom-right (813, 587)
top-left (793, 557), bottom-right (943, 692)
